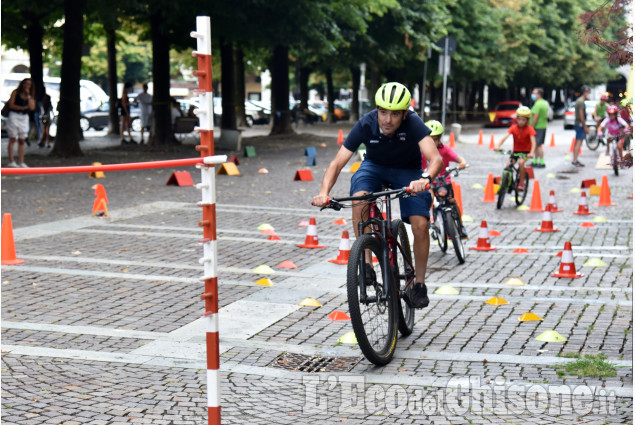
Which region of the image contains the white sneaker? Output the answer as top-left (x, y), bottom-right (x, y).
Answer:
top-left (19, 162), bottom-right (29, 168)
top-left (7, 161), bottom-right (18, 168)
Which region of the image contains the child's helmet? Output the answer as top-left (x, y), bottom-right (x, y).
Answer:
top-left (425, 120), bottom-right (444, 136)
top-left (621, 98), bottom-right (632, 107)
top-left (375, 82), bottom-right (411, 110)
top-left (600, 94), bottom-right (608, 100)
top-left (607, 105), bottom-right (618, 114)
top-left (516, 106), bottom-right (531, 118)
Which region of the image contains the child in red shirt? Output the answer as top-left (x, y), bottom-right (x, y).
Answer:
top-left (494, 106), bottom-right (536, 191)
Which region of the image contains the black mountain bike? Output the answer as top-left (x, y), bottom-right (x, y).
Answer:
top-left (429, 167), bottom-right (466, 264)
top-left (495, 150), bottom-right (529, 209)
top-left (319, 188), bottom-right (416, 365)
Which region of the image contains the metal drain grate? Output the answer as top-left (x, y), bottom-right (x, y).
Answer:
top-left (271, 353), bottom-right (362, 373)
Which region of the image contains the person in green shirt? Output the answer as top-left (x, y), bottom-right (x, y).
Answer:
top-left (594, 93), bottom-right (608, 126)
top-left (530, 88), bottom-right (549, 168)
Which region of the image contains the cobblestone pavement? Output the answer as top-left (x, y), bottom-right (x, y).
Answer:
top-left (1, 121), bottom-right (633, 424)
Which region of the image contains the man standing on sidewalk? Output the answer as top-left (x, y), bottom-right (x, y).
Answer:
top-left (530, 88), bottom-right (549, 168)
top-left (572, 85), bottom-right (591, 167)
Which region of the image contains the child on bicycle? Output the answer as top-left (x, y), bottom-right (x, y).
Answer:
top-left (494, 106), bottom-right (535, 191)
top-left (598, 105), bottom-right (630, 160)
top-left (423, 120), bottom-right (469, 238)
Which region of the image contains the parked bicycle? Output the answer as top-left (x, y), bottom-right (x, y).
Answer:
top-left (318, 187), bottom-right (418, 365)
top-left (495, 150), bottom-right (529, 209)
top-left (429, 166), bottom-right (467, 264)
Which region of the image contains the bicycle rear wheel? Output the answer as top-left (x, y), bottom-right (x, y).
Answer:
top-left (446, 213), bottom-right (466, 264)
top-left (347, 234), bottom-right (398, 365)
top-left (433, 208), bottom-right (447, 252)
top-left (586, 128), bottom-right (600, 151)
top-left (391, 219), bottom-right (415, 336)
top-left (515, 170), bottom-right (529, 205)
top-left (612, 146), bottom-right (620, 176)
top-left (497, 172), bottom-right (509, 209)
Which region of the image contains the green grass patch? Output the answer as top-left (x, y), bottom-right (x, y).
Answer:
top-left (556, 353), bottom-right (617, 378)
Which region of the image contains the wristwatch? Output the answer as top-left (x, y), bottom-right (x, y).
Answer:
top-left (420, 172), bottom-right (431, 184)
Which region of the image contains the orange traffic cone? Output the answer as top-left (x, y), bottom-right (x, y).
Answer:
top-left (1, 213), bottom-right (24, 265)
top-left (478, 130), bottom-right (484, 146)
top-left (569, 137), bottom-right (575, 153)
top-left (454, 182), bottom-right (464, 216)
top-left (482, 173), bottom-right (496, 203)
top-left (528, 180), bottom-right (543, 211)
top-left (545, 190), bottom-right (562, 212)
top-left (549, 133), bottom-right (556, 147)
top-left (337, 129), bottom-right (344, 146)
top-left (488, 134), bottom-right (495, 150)
top-left (595, 175), bottom-right (615, 206)
top-left (552, 241), bottom-right (583, 278)
top-left (449, 132), bottom-right (456, 148)
top-left (573, 192), bottom-right (594, 215)
top-left (470, 220), bottom-right (498, 251)
top-left (296, 217), bottom-right (326, 249)
top-left (329, 230), bottom-right (351, 264)
top-left (535, 210), bottom-right (559, 232)
top-left (91, 184), bottom-right (109, 217)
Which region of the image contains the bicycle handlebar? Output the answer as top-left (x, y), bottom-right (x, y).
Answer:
top-left (314, 186), bottom-right (425, 211)
top-left (495, 150), bottom-right (528, 159)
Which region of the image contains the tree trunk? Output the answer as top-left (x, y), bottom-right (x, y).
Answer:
top-left (106, 28), bottom-right (119, 135)
top-left (350, 66), bottom-right (360, 122)
top-left (269, 45), bottom-right (293, 135)
top-left (299, 66), bottom-right (310, 110)
top-left (368, 66), bottom-right (381, 108)
top-left (25, 13), bottom-right (44, 102)
top-left (51, 0), bottom-right (86, 157)
top-left (149, 5), bottom-right (175, 146)
top-left (220, 37), bottom-right (236, 130)
top-left (326, 68), bottom-right (336, 123)
top-left (235, 46), bottom-right (247, 128)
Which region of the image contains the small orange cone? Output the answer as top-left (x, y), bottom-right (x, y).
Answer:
top-left (488, 134), bottom-right (495, 150)
top-left (333, 218), bottom-right (347, 225)
top-left (477, 130), bottom-right (484, 146)
top-left (449, 132), bottom-right (456, 148)
top-left (337, 129), bottom-right (344, 146)
top-left (268, 235), bottom-right (282, 241)
top-left (470, 220), bottom-right (498, 251)
top-left (296, 217), bottom-right (326, 249)
top-left (528, 180), bottom-right (544, 212)
top-left (328, 311), bottom-right (351, 321)
top-left (581, 222), bottom-right (595, 228)
top-left (482, 173), bottom-right (496, 203)
top-left (1, 213), bottom-right (24, 265)
top-left (489, 229), bottom-right (501, 236)
top-left (545, 190), bottom-right (563, 212)
top-left (595, 175), bottom-right (615, 206)
top-left (534, 210), bottom-right (559, 232)
top-left (549, 133), bottom-right (556, 147)
top-left (573, 192), bottom-right (594, 215)
top-left (552, 241), bottom-right (583, 278)
top-left (329, 230), bottom-right (351, 265)
top-left (513, 248), bottom-right (530, 254)
top-left (277, 260), bottom-right (297, 269)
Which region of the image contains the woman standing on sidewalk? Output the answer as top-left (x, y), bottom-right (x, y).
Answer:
top-left (119, 82), bottom-right (135, 144)
top-left (6, 78), bottom-right (35, 167)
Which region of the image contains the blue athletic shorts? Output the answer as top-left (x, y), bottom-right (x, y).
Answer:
top-left (350, 160), bottom-right (432, 222)
top-left (574, 125), bottom-right (586, 140)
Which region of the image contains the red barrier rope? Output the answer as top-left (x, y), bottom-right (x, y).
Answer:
top-left (0, 158), bottom-right (202, 175)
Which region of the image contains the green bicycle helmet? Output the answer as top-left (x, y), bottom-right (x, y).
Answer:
top-left (516, 105), bottom-right (531, 118)
top-left (375, 82), bottom-right (411, 110)
top-left (425, 120), bottom-right (444, 136)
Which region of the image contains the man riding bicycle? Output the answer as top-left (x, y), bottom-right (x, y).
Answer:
top-left (423, 120), bottom-right (469, 238)
top-left (494, 105), bottom-right (535, 191)
top-left (313, 82), bottom-right (443, 309)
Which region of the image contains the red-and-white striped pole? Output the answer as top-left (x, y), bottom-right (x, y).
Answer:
top-left (191, 16), bottom-right (225, 425)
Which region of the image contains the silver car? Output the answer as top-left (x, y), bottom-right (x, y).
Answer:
top-left (563, 100), bottom-right (597, 129)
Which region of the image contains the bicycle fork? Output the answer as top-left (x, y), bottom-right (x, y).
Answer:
top-left (358, 204), bottom-right (391, 304)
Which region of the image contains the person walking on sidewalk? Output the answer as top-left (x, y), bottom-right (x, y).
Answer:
top-left (572, 85), bottom-right (591, 167)
top-left (119, 82), bottom-right (135, 145)
top-left (38, 90), bottom-right (53, 149)
top-left (530, 88), bottom-right (549, 168)
top-left (134, 83), bottom-right (152, 144)
top-left (312, 82), bottom-right (443, 309)
top-left (6, 78), bottom-right (35, 167)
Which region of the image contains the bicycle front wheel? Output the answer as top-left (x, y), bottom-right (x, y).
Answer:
top-left (515, 171), bottom-right (529, 205)
top-left (497, 172), bottom-right (509, 209)
top-left (434, 208), bottom-right (447, 252)
top-left (612, 146), bottom-right (620, 176)
top-left (347, 234), bottom-right (398, 366)
top-left (446, 213), bottom-right (466, 264)
top-left (391, 219), bottom-right (415, 336)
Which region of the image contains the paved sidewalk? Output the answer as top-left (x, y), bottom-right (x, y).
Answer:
top-left (1, 121), bottom-right (632, 424)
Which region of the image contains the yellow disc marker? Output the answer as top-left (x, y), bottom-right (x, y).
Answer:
top-left (254, 278), bottom-right (273, 286)
top-left (519, 312), bottom-right (543, 322)
top-left (504, 278), bottom-right (526, 286)
top-left (434, 285), bottom-right (459, 295)
top-left (338, 332), bottom-right (358, 344)
top-left (583, 258), bottom-right (607, 267)
top-left (257, 223), bottom-right (274, 231)
top-left (546, 173), bottom-right (555, 178)
top-left (485, 297), bottom-right (509, 306)
top-left (461, 215), bottom-right (473, 222)
top-left (569, 188), bottom-right (581, 193)
top-left (472, 183), bottom-right (484, 189)
top-left (535, 330), bottom-right (567, 342)
top-left (592, 216), bottom-right (607, 223)
top-left (298, 297), bottom-right (321, 307)
top-left (252, 265), bottom-right (275, 274)
top-left (516, 205), bottom-right (530, 211)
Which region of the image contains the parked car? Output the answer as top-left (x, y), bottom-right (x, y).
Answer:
top-left (207, 98), bottom-right (269, 127)
top-left (563, 101), bottom-right (597, 129)
top-left (490, 101), bottom-right (522, 127)
top-left (79, 101), bottom-right (139, 132)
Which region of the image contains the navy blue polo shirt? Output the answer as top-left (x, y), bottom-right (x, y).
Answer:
top-left (343, 110), bottom-right (431, 169)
